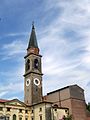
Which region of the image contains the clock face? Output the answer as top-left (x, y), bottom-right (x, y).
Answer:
top-left (34, 78), bottom-right (40, 86)
top-left (26, 79), bottom-right (31, 86)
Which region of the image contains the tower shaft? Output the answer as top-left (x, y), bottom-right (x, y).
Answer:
top-left (24, 24), bottom-right (43, 105)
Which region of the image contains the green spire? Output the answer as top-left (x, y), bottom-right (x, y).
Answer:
top-left (27, 22), bottom-right (38, 49)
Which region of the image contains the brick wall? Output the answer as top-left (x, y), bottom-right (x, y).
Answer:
top-left (45, 85), bottom-right (87, 120)
top-left (87, 117), bottom-right (90, 120)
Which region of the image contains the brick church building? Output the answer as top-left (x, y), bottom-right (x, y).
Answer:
top-left (0, 24), bottom-right (89, 120)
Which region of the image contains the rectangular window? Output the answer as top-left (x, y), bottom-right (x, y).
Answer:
top-left (0, 107), bottom-right (3, 111)
top-left (39, 108), bottom-right (42, 112)
top-left (25, 110), bottom-right (28, 113)
top-left (31, 110), bottom-right (34, 113)
top-left (25, 118), bottom-right (28, 120)
top-left (40, 115), bottom-right (42, 120)
top-left (19, 109), bottom-right (22, 113)
top-left (31, 117), bottom-right (34, 120)
top-left (7, 108), bottom-right (10, 111)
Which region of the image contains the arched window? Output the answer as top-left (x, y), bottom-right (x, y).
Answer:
top-left (19, 117), bottom-right (22, 120)
top-left (54, 104), bottom-right (58, 107)
top-left (6, 114), bottom-right (10, 120)
top-left (26, 59), bottom-right (30, 71)
top-left (6, 116), bottom-right (10, 120)
top-left (13, 114), bottom-right (16, 120)
top-left (34, 59), bottom-right (39, 69)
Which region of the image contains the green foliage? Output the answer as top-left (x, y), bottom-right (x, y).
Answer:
top-left (86, 103), bottom-right (90, 112)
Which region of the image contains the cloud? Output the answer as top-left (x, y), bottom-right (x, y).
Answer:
top-left (0, 60), bottom-right (24, 99)
top-left (39, 0), bottom-right (90, 102)
top-left (0, 91), bottom-right (9, 98)
top-left (0, 83), bottom-right (23, 100)
top-left (0, 82), bottom-right (23, 92)
top-left (0, 0), bottom-right (90, 102)
top-left (0, 40), bottom-right (26, 60)
top-left (0, 78), bottom-right (24, 99)
top-left (0, 32), bottom-right (28, 39)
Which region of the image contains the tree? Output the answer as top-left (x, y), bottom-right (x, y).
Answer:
top-left (86, 103), bottom-right (90, 112)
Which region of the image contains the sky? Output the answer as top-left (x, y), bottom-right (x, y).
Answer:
top-left (0, 0), bottom-right (90, 103)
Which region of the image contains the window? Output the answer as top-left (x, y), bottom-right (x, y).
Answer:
top-left (0, 107), bottom-right (3, 111)
top-left (6, 117), bottom-right (10, 120)
top-left (31, 110), bottom-right (34, 113)
top-left (55, 108), bottom-right (57, 111)
top-left (25, 110), bottom-right (28, 113)
top-left (26, 59), bottom-right (30, 71)
top-left (34, 59), bottom-right (39, 69)
top-left (7, 108), bottom-right (10, 111)
top-left (39, 108), bottom-right (42, 112)
top-left (19, 109), bottom-right (22, 113)
top-left (25, 118), bottom-right (28, 120)
top-left (65, 109), bottom-right (69, 114)
top-left (40, 115), bottom-right (42, 120)
top-left (54, 104), bottom-right (58, 107)
top-left (31, 117), bottom-right (34, 120)
top-left (13, 114), bottom-right (16, 120)
top-left (19, 117), bottom-right (22, 120)
top-left (65, 109), bottom-right (68, 113)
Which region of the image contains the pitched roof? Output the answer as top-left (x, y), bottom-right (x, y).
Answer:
top-left (47, 84), bottom-right (84, 95)
top-left (0, 99), bottom-right (26, 107)
top-left (27, 23), bottom-right (38, 49)
top-left (0, 99), bottom-right (10, 103)
top-left (6, 99), bottom-right (26, 106)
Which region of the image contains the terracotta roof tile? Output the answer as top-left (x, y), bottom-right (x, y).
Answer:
top-left (0, 99), bottom-right (9, 103)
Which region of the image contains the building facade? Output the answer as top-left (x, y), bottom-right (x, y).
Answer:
top-left (0, 24), bottom-right (68, 120)
top-left (0, 99), bottom-right (30, 120)
top-left (0, 99), bottom-right (68, 120)
top-left (44, 85), bottom-right (87, 120)
top-left (0, 24), bottom-right (89, 120)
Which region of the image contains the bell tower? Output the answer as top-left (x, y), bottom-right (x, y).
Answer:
top-left (24, 23), bottom-right (43, 105)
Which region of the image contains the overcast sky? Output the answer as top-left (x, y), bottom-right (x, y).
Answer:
top-left (0, 0), bottom-right (90, 102)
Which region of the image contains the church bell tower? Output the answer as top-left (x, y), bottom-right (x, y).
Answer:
top-left (24, 23), bottom-right (43, 105)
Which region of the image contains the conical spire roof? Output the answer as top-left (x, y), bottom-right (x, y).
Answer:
top-left (27, 23), bottom-right (38, 49)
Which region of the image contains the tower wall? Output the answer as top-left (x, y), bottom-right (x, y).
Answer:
top-left (24, 24), bottom-right (43, 106)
